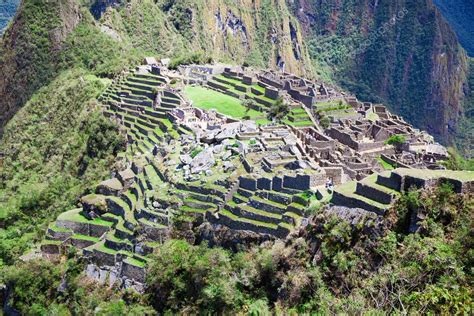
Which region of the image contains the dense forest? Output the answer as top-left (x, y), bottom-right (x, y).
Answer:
top-left (434, 0), bottom-right (474, 56)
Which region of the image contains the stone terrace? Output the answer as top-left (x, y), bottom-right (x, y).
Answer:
top-left (40, 62), bottom-right (468, 289)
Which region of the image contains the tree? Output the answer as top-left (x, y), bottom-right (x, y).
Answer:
top-left (268, 98), bottom-right (289, 121)
top-left (385, 134), bottom-right (406, 152)
top-left (242, 98), bottom-right (254, 110)
top-left (320, 116), bottom-right (331, 129)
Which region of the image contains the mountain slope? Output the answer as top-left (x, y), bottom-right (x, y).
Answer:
top-left (0, 0), bottom-right (80, 135)
top-left (433, 0), bottom-right (474, 56)
top-left (98, 0), bottom-right (313, 76)
top-left (291, 0), bottom-right (469, 146)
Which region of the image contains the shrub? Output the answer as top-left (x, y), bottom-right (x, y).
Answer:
top-left (385, 134), bottom-right (406, 146)
top-left (268, 98), bottom-right (289, 121)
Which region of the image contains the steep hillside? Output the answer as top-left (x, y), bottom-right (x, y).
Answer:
top-left (291, 0), bottom-right (469, 146)
top-left (97, 0), bottom-right (313, 76)
top-left (434, 0), bottom-right (474, 56)
top-left (0, 0), bottom-right (313, 136)
top-left (0, 0), bottom-right (81, 135)
top-left (0, 0), bottom-right (19, 33)
top-left (455, 59), bottom-right (474, 158)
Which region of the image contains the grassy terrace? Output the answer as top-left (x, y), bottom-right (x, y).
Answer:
top-left (251, 196), bottom-right (286, 209)
top-left (360, 174), bottom-right (400, 195)
top-left (377, 157), bottom-right (395, 170)
top-left (57, 209), bottom-right (113, 226)
top-left (125, 257), bottom-right (147, 268)
top-left (335, 181), bottom-right (390, 208)
top-left (184, 86), bottom-right (266, 120)
top-left (72, 234), bottom-right (100, 242)
top-left (394, 168), bottom-right (474, 182)
top-left (240, 205), bottom-right (282, 219)
top-left (215, 75), bottom-right (266, 93)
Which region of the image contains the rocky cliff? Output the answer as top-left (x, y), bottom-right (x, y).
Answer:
top-left (291, 0), bottom-right (469, 145)
top-left (97, 0), bottom-right (313, 76)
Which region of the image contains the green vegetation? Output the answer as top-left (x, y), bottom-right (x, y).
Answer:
top-left (434, 0), bottom-right (474, 56)
top-left (377, 156), bottom-right (396, 170)
top-left (442, 147), bottom-right (474, 171)
top-left (183, 86), bottom-right (264, 120)
top-left (0, 69), bottom-right (125, 265)
top-left (455, 59), bottom-right (474, 158)
top-left (385, 134), bottom-right (406, 153)
top-left (1, 185), bottom-right (472, 314)
top-left (385, 134), bottom-right (407, 146)
top-left (0, 259), bottom-right (155, 314)
top-left (60, 22), bottom-right (143, 77)
top-left (168, 52), bottom-right (212, 70)
top-left (268, 98), bottom-right (289, 121)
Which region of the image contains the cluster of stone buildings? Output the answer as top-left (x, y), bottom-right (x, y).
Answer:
top-left (38, 61), bottom-right (472, 291)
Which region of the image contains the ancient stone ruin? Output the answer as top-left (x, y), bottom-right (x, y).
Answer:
top-left (40, 61), bottom-right (474, 291)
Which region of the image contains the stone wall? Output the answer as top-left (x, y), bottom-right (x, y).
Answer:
top-left (323, 167), bottom-right (343, 185)
top-left (332, 192), bottom-right (386, 215)
top-left (356, 183), bottom-right (394, 204)
top-left (239, 176), bottom-right (257, 191)
top-left (283, 174), bottom-right (310, 190)
top-left (264, 87), bottom-right (280, 100)
top-left (121, 261), bottom-right (146, 284)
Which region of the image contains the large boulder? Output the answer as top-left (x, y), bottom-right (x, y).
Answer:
top-left (190, 148), bottom-right (215, 174)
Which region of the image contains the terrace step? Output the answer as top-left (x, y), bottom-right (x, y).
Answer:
top-left (138, 208), bottom-right (168, 225)
top-left (356, 176), bottom-right (399, 205)
top-left (332, 181), bottom-right (390, 215)
top-left (216, 210), bottom-right (288, 239)
top-left (229, 204), bottom-right (282, 225)
top-left (184, 197), bottom-right (218, 211)
top-left (248, 196), bottom-right (287, 214)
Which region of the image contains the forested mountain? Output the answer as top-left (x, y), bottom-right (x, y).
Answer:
top-left (434, 0), bottom-right (474, 56)
top-left (0, 0), bottom-right (473, 314)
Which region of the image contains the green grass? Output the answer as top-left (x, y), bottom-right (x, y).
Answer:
top-left (377, 157), bottom-right (395, 170)
top-left (57, 209), bottom-right (113, 227)
top-left (183, 86), bottom-right (264, 120)
top-left (125, 257), bottom-right (147, 268)
top-left (220, 210), bottom-right (278, 229)
top-left (282, 119), bottom-right (314, 127)
top-left (240, 205), bottom-right (282, 220)
top-left (71, 234), bottom-right (100, 242)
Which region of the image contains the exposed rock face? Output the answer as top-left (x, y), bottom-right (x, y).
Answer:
top-left (196, 222), bottom-right (275, 251)
top-left (291, 0), bottom-right (469, 145)
top-left (90, 0), bottom-right (123, 20)
top-left (102, 0), bottom-right (313, 76)
top-left (0, 0), bottom-right (80, 136)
